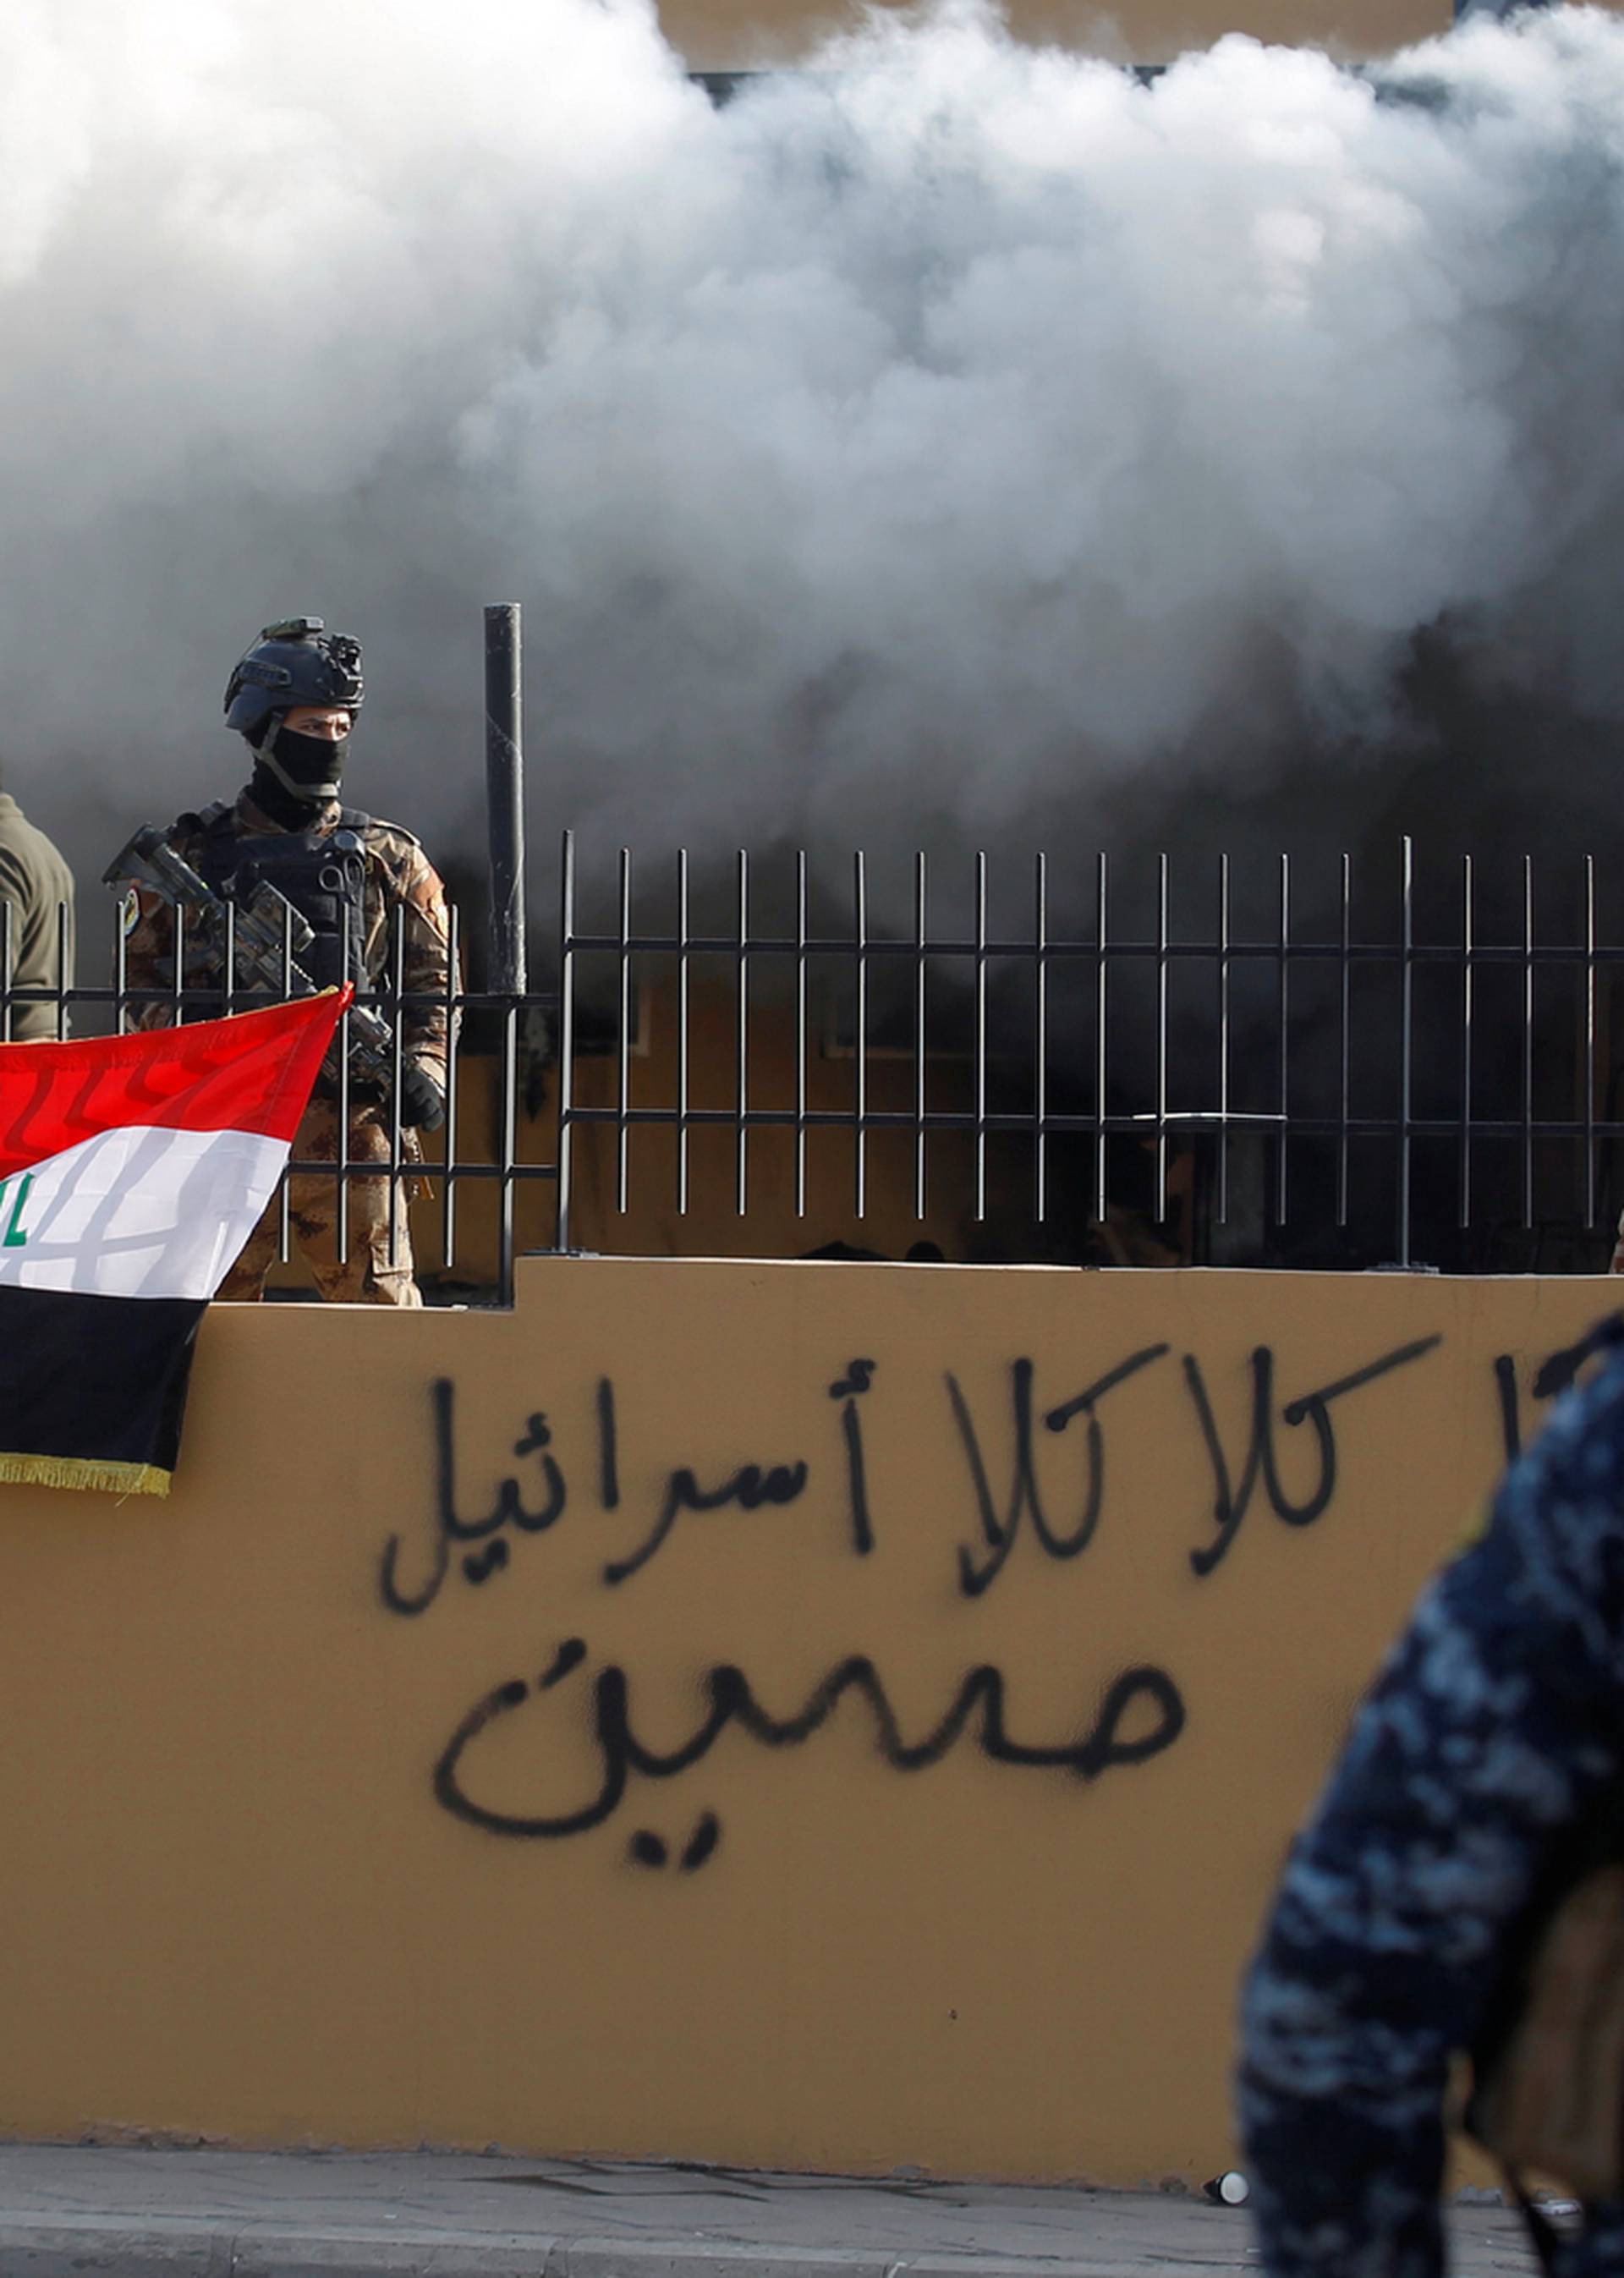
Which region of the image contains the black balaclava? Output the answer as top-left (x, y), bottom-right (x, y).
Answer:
top-left (247, 716), bottom-right (348, 829)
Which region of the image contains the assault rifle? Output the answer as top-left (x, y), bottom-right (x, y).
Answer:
top-left (102, 823), bottom-right (397, 1091)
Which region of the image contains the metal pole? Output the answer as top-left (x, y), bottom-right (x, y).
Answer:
top-left (557, 830), bottom-right (576, 1253)
top-left (1398, 835), bottom-right (1413, 1269)
top-left (484, 602), bottom-right (527, 996)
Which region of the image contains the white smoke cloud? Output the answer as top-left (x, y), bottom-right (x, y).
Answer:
top-left (1, 0), bottom-right (1622, 927)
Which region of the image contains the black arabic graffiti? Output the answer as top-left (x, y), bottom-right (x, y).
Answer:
top-left (604, 1455), bottom-right (810, 1584)
top-left (830, 1359), bottom-right (877, 1556)
top-left (1183, 1337), bottom-right (1442, 1578)
top-left (383, 1361), bottom-right (886, 1614)
top-left (629, 1814), bottom-right (721, 1873)
top-left (385, 1335), bottom-right (1452, 1618)
top-left (1490, 1322), bottom-right (1623, 1464)
top-left (380, 1378), bottom-right (568, 1616)
top-left (945, 1337), bottom-right (1444, 1593)
top-left (947, 1348), bottom-right (1171, 1599)
top-left (601, 1356), bottom-right (884, 1581)
top-left (431, 1643), bottom-right (1187, 1846)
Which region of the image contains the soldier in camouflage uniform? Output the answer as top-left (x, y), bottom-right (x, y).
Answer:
top-left (1238, 1325), bottom-right (1624, 2276)
top-left (122, 619), bottom-right (454, 1305)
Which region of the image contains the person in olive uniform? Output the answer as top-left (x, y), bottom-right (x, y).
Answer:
top-left (123, 619), bottom-right (455, 1304)
top-left (0, 772), bottom-right (75, 1041)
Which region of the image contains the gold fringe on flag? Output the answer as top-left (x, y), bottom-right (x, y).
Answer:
top-left (0, 1452), bottom-right (171, 1498)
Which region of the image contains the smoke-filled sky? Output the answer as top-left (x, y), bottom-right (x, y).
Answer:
top-left (3, 0), bottom-right (1624, 932)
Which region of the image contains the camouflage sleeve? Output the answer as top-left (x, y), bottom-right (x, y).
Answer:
top-left (118, 820), bottom-right (232, 1030)
top-left (391, 839), bottom-right (456, 1091)
top-left (1237, 1355), bottom-right (1624, 2278)
top-left (120, 885), bottom-right (180, 1029)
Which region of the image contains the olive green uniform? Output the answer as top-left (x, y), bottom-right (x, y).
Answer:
top-left (0, 793), bottom-right (75, 1042)
top-left (123, 790), bottom-right (455, 1304)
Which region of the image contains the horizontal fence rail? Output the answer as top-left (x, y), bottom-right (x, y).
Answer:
top-left (0, 891), bottom-right (553, 1309)
top-left (556, 834), bottom-right (1624, 1279)
top-left (4, 832), bottom-right (1624, 1298)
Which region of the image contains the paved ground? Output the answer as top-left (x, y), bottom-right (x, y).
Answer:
top-left (0, 2143), bottom-right (1539, 2275)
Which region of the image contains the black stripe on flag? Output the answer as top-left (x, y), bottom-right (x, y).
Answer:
top-left (0, 1282), bottom-right (205, 1479)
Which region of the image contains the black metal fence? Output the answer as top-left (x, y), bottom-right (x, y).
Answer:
top-left (8, 832), bottom-right (1624, 1300)
top-left (0, 889), bottom-right (549, 1305)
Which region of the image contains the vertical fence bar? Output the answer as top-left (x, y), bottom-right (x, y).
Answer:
top-left (497, 952), bottom-right (517, 1312)
top-left (113, 893), bottom-right (129, 1038)
top-left (388, 903), bottom-right (406, 1276)
top-left (441, 901), bottom-right (461, 1271)
top-left (278, 896), bottom-right (294, 1260)
top-left (1034, 852), bottom-right (1047, 1224)
top-left (678, 849), bottom-right (691, 1217)
top-left (1155, 852), bottom-right (1169, 1226)
top-left (1397, 836), bottom-right (1413, 1269)
top-left (222, 902), bottom-right (236, 1018)
top-left (853, 850), bottom-right (868, 1220)
top-left (1095, 852), bottom-right (1108, 1224)
top-left (735, 848), bottom-right (749, 1217)
top-left (53, 900), bottom-right (69, 1041)
top-left (1337, 854), bottom-right (1351, 1230)
top-left (171, 903), bottom-right (186, 1035)
top-left (974, 852), bottom-right (988, 1223)
top-left (1585, 852), bottom-right (1598, 1230)
top-left (1522, 853), bottom-right (1534, 1235)
top-left (556, 830), bottom-right (576, 1252)
top-left (914, 852), bottom-right (927, 1222)
top-left (793, 851), bottom-right (807, 1220)
top-left (495, 921), bottom-right (518, 1304)
top-left (1, 898), bottom-right (12, 1042)
top-left (1274, 854), bottom-right (1290, 1227)
top-left (616, 848), bottom-right (633, 1215)
top-left (1459, 854), bottom-right (1473, 1233)
top-left (485, 600), bottom-right (525, 1293)
top-left (336, 947), bottom-right (352, 1273)
top-left (484, 601), bottom-right (527, 998)
top-left (1217, 854), bottom-right (1230, 1227)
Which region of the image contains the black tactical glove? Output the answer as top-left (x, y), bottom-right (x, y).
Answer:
top-left (398, 1064), bottom-right (447, 1131)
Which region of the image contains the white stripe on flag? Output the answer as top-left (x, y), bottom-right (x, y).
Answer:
top-left (0, 1124), bottom-right (288, 1299)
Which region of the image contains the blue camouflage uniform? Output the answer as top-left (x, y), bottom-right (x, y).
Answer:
top-left (1238, 1340), bottom-right (1624, 2277)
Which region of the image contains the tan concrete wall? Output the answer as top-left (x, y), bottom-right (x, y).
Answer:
top-left (0, 1260), bottom-right (1610, 2181)
top-left (666, 0), bottom-right (1450, 69)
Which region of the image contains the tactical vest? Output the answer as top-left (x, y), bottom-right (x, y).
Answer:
top-left (189, 803), bottom-right (372, 994)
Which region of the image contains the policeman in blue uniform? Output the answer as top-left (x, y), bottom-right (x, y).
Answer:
top-left (1239, 1326), bottom-right (1624, 2276)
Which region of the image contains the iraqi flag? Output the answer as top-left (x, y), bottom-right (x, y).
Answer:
top-left (0, 989), bottom-right (347, 1497)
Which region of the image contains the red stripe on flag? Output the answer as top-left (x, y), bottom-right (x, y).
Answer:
top-left (0, 990), bottom-right (350, 1178)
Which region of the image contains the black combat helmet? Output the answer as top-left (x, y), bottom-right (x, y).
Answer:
top-left (223, 618), bottom-right (365, 804)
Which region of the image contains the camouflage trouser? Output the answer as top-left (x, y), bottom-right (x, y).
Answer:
top-left (219, 1095), bottom-right (422, 1307)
